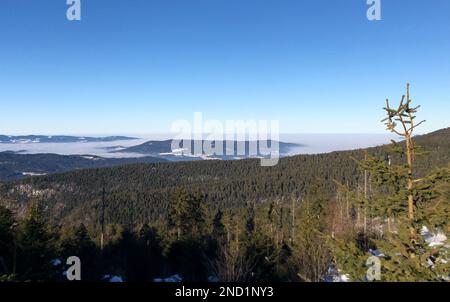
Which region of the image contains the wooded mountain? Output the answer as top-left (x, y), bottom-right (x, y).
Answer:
top-left (112, 139), bottom-right (302, 160)
top-left (0, 152), bottom-right (167, 181)
top-left (0, 128), bottom-right (448, 227)
top-left (0, 140), bottom-right (299, 181)
top-left (0, 139), bottom-right (300, 181)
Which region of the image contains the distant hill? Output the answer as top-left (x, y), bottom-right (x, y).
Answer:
top-left (412, 127), bottom-right (450, 149)
top-left (0, 135), bottom-right (138, 144)
top-left (0, 152), bottom-right (167, 181)
top-left (113, 139), bottom-right (302, 160)
top-left (0, 138), bottom-right (301, 180)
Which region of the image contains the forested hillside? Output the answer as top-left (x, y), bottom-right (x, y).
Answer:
top-left (0, 152), bottom-right (168, 181)
top-left (1, 128), bottom-right (448, 227)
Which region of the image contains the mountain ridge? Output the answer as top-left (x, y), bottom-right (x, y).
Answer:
top-left (0, 135), bottom-right (138, 144)
top-left (112, 139), bottom-right (303, 159)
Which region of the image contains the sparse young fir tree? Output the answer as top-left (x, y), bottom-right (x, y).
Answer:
top-left (330, 84), bottom-right (449, 281)
top-left (290, 198), bottom-right (331, 282)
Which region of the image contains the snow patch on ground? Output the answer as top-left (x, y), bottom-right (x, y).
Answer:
top-left (81, 156), bottom-right (102, 160)
top-left (421, 226), bottom-right (447, 247)
top-left (153, 274), bottom-right (183, 282)
top-left (22, 172), bottom-right (47, 176)
top-left (208, 275), bottom-right (219, 282)
top-left (159, 148), bottom-right (187, 156)
top-left (50, 258), bottom-right (62, 266)
top-left (323, 264), bottom-right (350, 282)
top-left (369, 249), bottom-right (386, 258)
top-left (102, 275), bottom-right (124, 282)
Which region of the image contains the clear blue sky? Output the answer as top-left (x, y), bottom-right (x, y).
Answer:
top-left (1, 0), bottom-right (449, 135)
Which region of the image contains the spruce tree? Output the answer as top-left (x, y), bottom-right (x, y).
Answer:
top-left (58, 224), bottom-right (98, 280)
top-left (0, 206), bottom-right (15, 277)
top-left (330, 84), bottom-right (449, 281)
top-left (17, 201), bottom-right (55, 281)
top-left (212, 209), bottom-right (226, 242)
top-left (290, 199), bottom-right (330, 282)
top-left (168, 188), bottom-right (207, 239)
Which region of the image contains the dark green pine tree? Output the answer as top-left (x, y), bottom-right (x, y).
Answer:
top-left (58, 224), bottom-right (98, 281)
top-left (212, 209), bottom-right (226, 242)
top-left (245, 203), bottom-right (255, 238)
top-left (17, 201), bottom-right (55, 281)
top-left (291, 199), bottom-right (330, 282)
top-left (168, 188), bottom-right (207, 239)
top-left (0, 206), bottom-right (15, 278)
top-left (134, 224), bottom-right (163, 280)
top-left (59, 224), bottom-right (95, 256)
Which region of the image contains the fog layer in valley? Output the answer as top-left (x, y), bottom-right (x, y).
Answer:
top-left (0, 134), bottom-right (396, 158)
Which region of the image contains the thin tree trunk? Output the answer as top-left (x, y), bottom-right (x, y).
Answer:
top-left (406, 136), bottom-right (414, 222)
top-left (291, 197), bottom-right (295, 242)
top-left (364, 167), bottom-right (368, 234)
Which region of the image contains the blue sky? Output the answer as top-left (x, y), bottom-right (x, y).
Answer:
top-left (0, 0), bottom-right (449, 135)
